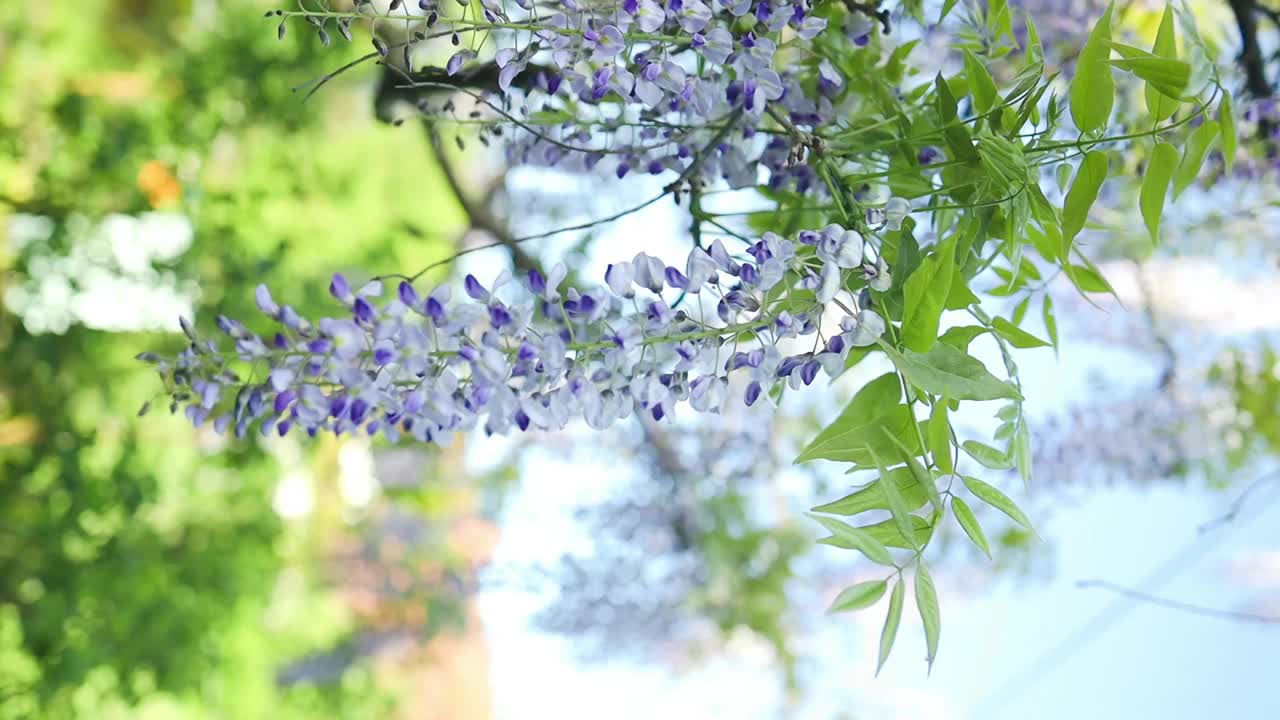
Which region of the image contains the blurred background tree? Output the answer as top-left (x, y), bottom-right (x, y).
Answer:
top-left (0, 1), bottom-right (482, 717)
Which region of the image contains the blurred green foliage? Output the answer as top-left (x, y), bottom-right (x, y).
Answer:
top-left (0, 1), bottom-right (460, 716)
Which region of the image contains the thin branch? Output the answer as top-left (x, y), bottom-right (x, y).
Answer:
top-left (1075, 580), bottom-right (1280, 625)
top-left (375, 107), bottom-right (744, 284)
top-left (422, 121), bottom-right (541, 274)
top-left (1199, 468), bottom-right (1280, 534)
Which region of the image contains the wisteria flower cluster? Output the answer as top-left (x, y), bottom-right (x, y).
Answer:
top-left (144, 226), bottom-right (889, 445)
top-left (305, 0), bottom-right (883, 194)
top-left (145, 0), bottom-right (1239, 671)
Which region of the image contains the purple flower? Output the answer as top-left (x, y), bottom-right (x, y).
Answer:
top-left (398, 281), bottom-right (421, 308)
top-left (330, 273), bottom-right (352, 303)
top-left (255, 285), bottom-right (280, 318)
top-left (464, 274), bottom-right (488, 300)
top-left (353, 297), bottom-right (376, 324)
top-left (592, 25), bottom-right (625, 60)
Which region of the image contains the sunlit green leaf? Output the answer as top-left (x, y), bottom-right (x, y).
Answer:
top-left (1042, 295), bottom-right (1059, 354)
top-left (1069, 3), bottom-right (1114, 133)
top-left (811, 467), bottom-right (929, 516)
top-left (1015, 419), bottom-right (1033, 485)
top-left (963, 49), bottom-right (1000, 115)
top-left (901, 236), bottom-right (956, 353)
top-left (1140, 141), bottom-right (1178, 244)
top-left (961, 475), bottom-right (1034, 530)
top-left (915, 561), bottom-right (941, 671)
top-left (829, 579), bottom-right (889, 613)
top-left (839, 515), bottom-right (934, 549)
top-left (940, 325), bottom-right (988, 353)
top-left (1067, 262), bottom-right (1115, 294)
top-left (992, 317), bottom-right (1050, 348)
top-left (961, 440), bottom-right (1014, 470)
top-left (880, 341), bottom-right (1022, 402)
top-left (1172, 119), bottom-right (1219, 199)
top-left (809, 514), bottom-right (895, 566)
top-left (1144, 4), bottom-right (1179, 121)
top-left (877, 578), bottom-right (905, 675)
top-left (1062, 150), bottom-right (1108, 249)
top-left (1107, 42), bottom-right (1189, 100)
top-left (882, 428), bottom-right (942, 512)
top-left (795, 374), bottom-right (908, 463)
top-left (935, 72), bottom-right (957, 124)
top-left (868, 445), bottom-right (921, 550)
top-left (951, 496), bottom-right (992, 558)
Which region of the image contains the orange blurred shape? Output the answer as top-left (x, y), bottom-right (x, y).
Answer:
top-left (137, 160), bottom-right (181, 208)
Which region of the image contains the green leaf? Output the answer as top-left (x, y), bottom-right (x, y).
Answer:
top-left (915, 561), bottom-right (941, 671)
top-left (880, 341), bottom-right (1022, 402)
top-left (901, 236), bottom-right (956, 353)
top-left (1067, 263), bottom-right (1114, 294)
top-left (940, 0), bottom-right (960, 22)
top-left (809, 514), bottom-right (895, 566)
top-left (1107, 43), bottom-right (1189, 100)
top-left (868, 445), bottom-right (921, 550)
top-left (1069, 3), bottom-right (1115, 133)
top-left (927, 402), bottom-right (953, 474)
top-left (939, 325), bottom-right (988, 353)
top-left (951, 496), bottom-right (992, 559)
top-left (1140, 141), bottom-right (1178, 244)
top-left (1042, 295), bottom-right (1059, 354)
top-left (829, 579), bottom-right (889, 613)
top-left (963, 49), bottom-right (1000, 115)
top-left (945, 275), bottom-right (981, 310)
top-left (961, 475), bottom-right (1034, 530)
top-left (1144, 4), bottom-right (1179, 122)
top-left (1024, 12), bottom-right (1044, 67)
top-left (1220, 90), bottom-right (1237, 174)
top-left (1014, 419), bottom-right (1033, 485)
top-left (798, 406), bottom-right (925, 466)
top-left (882, 428), bottom-right (942, 512)
top-left (1012, 297), bottom-right (1031, 326)
top-left (1172, 119), bottom-right (1219, 199)
top-left (841, 515), bottom-right (933, 549)
top-left (877, 578), bottom-right (905, 675)
top-left (991, 317), bottom-right (1050, 348)
top-left (935, 72), bottom-right (958, 124)
top-left (795, 373), bottom-right (902, 463)
top-left (961, 440), bottom-right (1014, 470)
top-left (1062, 151), bottom-right (1108, 249)
top-left (1055, 162), bottom-right (1072, 193)
top-left (812, 467), bottom-right (930, 516)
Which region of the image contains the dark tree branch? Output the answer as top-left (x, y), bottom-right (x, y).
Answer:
top-left (422, 121), bottom-right (542, 275)
top-left (375, 60), bottom-right (544, 123)
top-left (1225, 0), bottom-right (1275, 100)
top-left (842, 0), bottom-right (892, 35)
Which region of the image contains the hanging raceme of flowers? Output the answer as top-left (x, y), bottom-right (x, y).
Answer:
top-left (139, 0), bottom-right (1231, 670)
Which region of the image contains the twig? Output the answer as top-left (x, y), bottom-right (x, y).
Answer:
top-left (1198, 468), bottom-right (1280, 534)
top-left (422, 121), bottom-right (541, 274)
top-left (1075, 580), bottom-right (1280, 625)
top-left (374, 107), bottom-right (743, 283)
